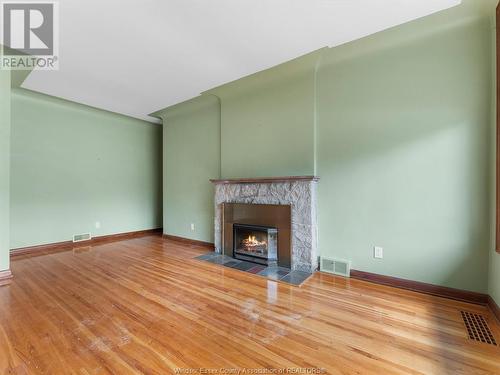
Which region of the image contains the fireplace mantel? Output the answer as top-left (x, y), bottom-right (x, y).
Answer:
top-left (210, 176), bottom-right (319, 185)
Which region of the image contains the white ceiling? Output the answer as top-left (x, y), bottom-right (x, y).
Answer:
top-left (21, 0), bottom-right (461, 123)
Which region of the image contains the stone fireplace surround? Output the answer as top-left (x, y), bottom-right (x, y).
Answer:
top-left (210, 176), bottom-right (319, 273)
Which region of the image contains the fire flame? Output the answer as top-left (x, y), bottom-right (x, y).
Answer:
top-left (242, 235), bottom-right (266, 248)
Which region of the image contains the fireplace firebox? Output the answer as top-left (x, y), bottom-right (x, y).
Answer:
top-left (221, 202), bottom-right (292, 268)
top-left (233, 224), bottom-right (277, 266)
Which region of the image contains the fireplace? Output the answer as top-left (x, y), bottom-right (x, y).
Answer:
top-left (233, 224), bottom-right (278, 266)
top-left (211, 176), bottom-right (319, 272)
top-left (221, 202), bottom-right (291, 268)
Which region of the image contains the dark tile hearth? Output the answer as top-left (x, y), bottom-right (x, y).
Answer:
top-left (195, 252), bottom-right (312, 285)
top-left (195, 253), bottom-right (219, 261)
top-left (204, 254), bottom-right (233, 265)
top-left (223, 260), bottom-right (241, 268)
top-left (257, 266), bottom-right (290, 281)
top-left (280, 270), bottom-right (312, 285)
top-left (227, 260), bottom-right (257, 271)
top-left (247, 265), bottom-right (266, 274)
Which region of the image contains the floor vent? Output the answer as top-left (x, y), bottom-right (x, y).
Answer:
top-left (320, 257), bottom-right (350, 277)
top-left (73, 233), bottom-right (92, 243)
top-left (461, 311), bottom-right (497, 346)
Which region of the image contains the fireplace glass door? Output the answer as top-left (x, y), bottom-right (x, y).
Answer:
top-left (233, 224), bottom-right (278, 266)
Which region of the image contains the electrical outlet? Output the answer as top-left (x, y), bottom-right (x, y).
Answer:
top-left (95, 221), bottom-right (101, 229)
top-left (190, 223), bottom-right (195, 231)
top-left (374, 246), bottom-right (383, 259)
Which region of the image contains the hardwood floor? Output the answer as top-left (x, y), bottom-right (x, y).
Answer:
top-left (1, 235), bottom-right (499, 374)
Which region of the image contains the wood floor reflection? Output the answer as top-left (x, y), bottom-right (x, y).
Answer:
top-left (1, 234), bottom-right (499, 374)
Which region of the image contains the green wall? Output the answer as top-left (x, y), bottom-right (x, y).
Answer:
top-left (156, 95), bottom-right (220, 242)
top-left (156, 0), bottom-right (496, 294)
top-left (207, 51), bottom-right (321, 178)
top-left (489, 4), bottom-right (500, 306)
top-left (0, 70), bottom-right (10, 271)
top-left (317, 5), bottom-right (493, 293)
top-left (10, 89), bottom-right (162, 249)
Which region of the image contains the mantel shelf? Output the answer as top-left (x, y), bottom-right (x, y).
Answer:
top-left (209, 176), bottom-right (319, 185)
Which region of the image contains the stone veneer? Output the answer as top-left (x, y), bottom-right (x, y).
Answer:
top-left (211, 177), bottom-right (319, 273)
